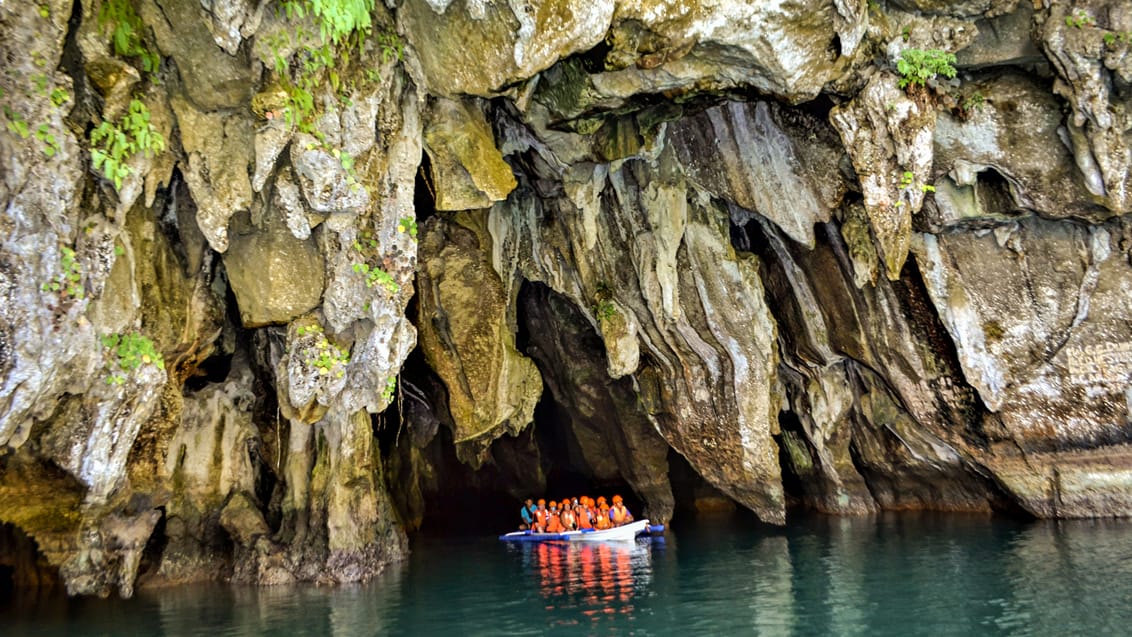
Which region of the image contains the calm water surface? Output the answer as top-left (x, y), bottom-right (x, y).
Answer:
top-left (5, 513), bottom-right (1132, 636)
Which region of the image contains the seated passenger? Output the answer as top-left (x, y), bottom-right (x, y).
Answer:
top-left (520, 498), bottom-right (534, 530)
top-left (594, 501), bottom-right (612, 530)
top-left (533, 499), bottom-right (548, 532)
top-left (559, 500), bottom-right (576, 531)
top-left (546, 502), bottom-right (565, 533)
top-left (610, 495), bottom-right (633, 527)
top-left (576, 498), bottom-right (593, 529)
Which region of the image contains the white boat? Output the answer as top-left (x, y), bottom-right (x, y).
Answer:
top-left (566, 519), bottom-right (649, 542)
top-left (499, 519), bottom-right (656, 543)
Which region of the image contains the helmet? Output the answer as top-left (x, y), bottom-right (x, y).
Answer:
top-left (613, 495), bottom-right (623, 503)
top-left (549, 502), bottom-right (557, 509)
top-left (537, 499), bottom-right (545, 506)
top-left (597, 496), bottom-right (607, 504)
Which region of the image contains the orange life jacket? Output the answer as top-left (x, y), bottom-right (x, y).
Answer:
top-left (546, 512), bottom-right (565, 533)
top-left (560, 510), bottom-right (575, 530)
top-left (610, 504), bottom-right (631, 526)
top-left (534, 508), bottom-right (547, 532)
top-left (594, 507), bottom-right (612, 529)
top-left (576, 506), bottom-right (593, 529)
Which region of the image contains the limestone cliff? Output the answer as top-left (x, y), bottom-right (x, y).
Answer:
top-left (1, 0), bottom-right (1130, 597)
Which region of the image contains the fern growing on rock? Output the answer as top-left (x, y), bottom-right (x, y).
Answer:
top-left (896, 48), bottom-right (957, 89)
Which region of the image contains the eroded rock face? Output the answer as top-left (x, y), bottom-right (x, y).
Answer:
top-left (486, 146), bottom-right (786, 523)
top-left (914, 217), bottom-right (1132, 516)
top-left (1, 0), bottom-right (412, 596)
top-left (521, 284), bottom-right (674, 522)
top-left (416, 213), bottom-right (542, 465)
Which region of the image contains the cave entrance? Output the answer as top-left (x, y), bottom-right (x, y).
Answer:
top-left (0, 523), bottom-right (63, 605)
top-left (530, 389), bottom-right (639, 514)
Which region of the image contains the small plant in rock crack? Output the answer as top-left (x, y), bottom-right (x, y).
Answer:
top-left (376, 31), bottom-right (403, 64)
top-left (296, 324), bottom-right (350, 377)
top-left (962, 91), bottom-right (985, 113)
top-left (396, 216), bottom-right (417, 240)
top-left (351, 231), bottom-right (400, 295)
top-left (42, 246), bottom-right (84, 299)
top-left (381, 376), bottom-right (396, 402)
top-left (35, 124), bottom-right (60, 157)
top-left (595, 300), bottom-right (617, 321)
top-left (90, 98), bottom-right (165, 191)
top-left (99, 0), bottom-right (161, 75)
top-left (593, 281), bottom-right (617, 321)
top-left (1065, 9), bottom-right (1095, 29)
top-left (898, 171), bottom-right (935, 193)
top-left (896, 48), bottom-right (957, 89)
top-left (101, 332), bottom-right (164, 385)
top-left (50, 87), bottom-right (70, 108)
top-left (1103, 31), bottom-right (1132, 46)
top-left (331, 147), bottom-right (359, 188)
top-left (4, 106), bottom-right (29, 139)
top-left (352, 262), bottom-right (398, 295)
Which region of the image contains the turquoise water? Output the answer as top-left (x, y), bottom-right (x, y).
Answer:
top-left (4, 513), bottom-right (1132, 636)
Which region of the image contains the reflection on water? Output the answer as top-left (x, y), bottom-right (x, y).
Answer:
top-left (516, 540), bottom-right (652, 623)
top-left (4, 514), bottom-right (1132, 636)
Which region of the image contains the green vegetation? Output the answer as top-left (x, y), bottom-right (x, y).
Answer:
top-left (90, 98), bottom-right (165, 191)
top-left (49, 87), bottom-right (70, 108)
top-left (352, 262), bottom-right (398, 294)
top-left (99, 0), bottom-right (161, 75)
top-left (353, 230), bottom-right (378, 252)
top-left (351, 231), bottom-right (400, 295)
top-left (42, 246), bottom-right (84, 299)
top-left (35, 124), bottom-right (60, 157)
top-left (296, 324), bottom-right (350, 377)
top-left (0, 8), bottom-right (72, 161)
top-left (281, 0), bottom-right (374, 45)
top-left (1065, 9), bottom-right (1095, 29)
top-left (396, 216), bottom-right (418, 240)
top-left (595, 300), bottom-right (617, 321)
top-left (101, 332), bottom-right (164, 385)
top-left (1103, 31), bottom-right (1132, 46)
top-left (896, 48), bottom-right (957, 89)
top-left (897, 170), bottom-right (934, 194)
top-left (381, 376), bottom-right (396, 402)
top-left (962, 91), bottom-right (985, 113)
top-left (375, 31), bottom-right (403, 64)
top-left (593, 281), bottom-right (617, 321)
top-left (331, 147), bottom-right (359, 187)
top-left (3, 106), bottom-right (29, 139)
top-left (265, 0), bottom-right (402, 149)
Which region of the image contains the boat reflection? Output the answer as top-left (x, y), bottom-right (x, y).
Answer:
top-left (514, 540), bottom-right (653, 624)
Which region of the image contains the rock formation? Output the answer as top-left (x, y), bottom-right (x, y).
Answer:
top-left (1, 0), bottom-right (1130, 597)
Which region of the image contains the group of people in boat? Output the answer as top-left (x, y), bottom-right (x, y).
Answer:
top-left (518, 495), bottom-right (634, 533)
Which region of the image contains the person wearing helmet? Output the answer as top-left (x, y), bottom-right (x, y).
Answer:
top-left (576, 498), bottom-right (593, 530)
top-left (560, 499), bottom-right (576, 531)
top-left (594, 498), bottom-right (612, 530)
top-left (533, 499), bottom-right (548, 532)
top-left (610, 495), bottom-right (633, 527)
top-left (546, 501), bottom-right (565, 533)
